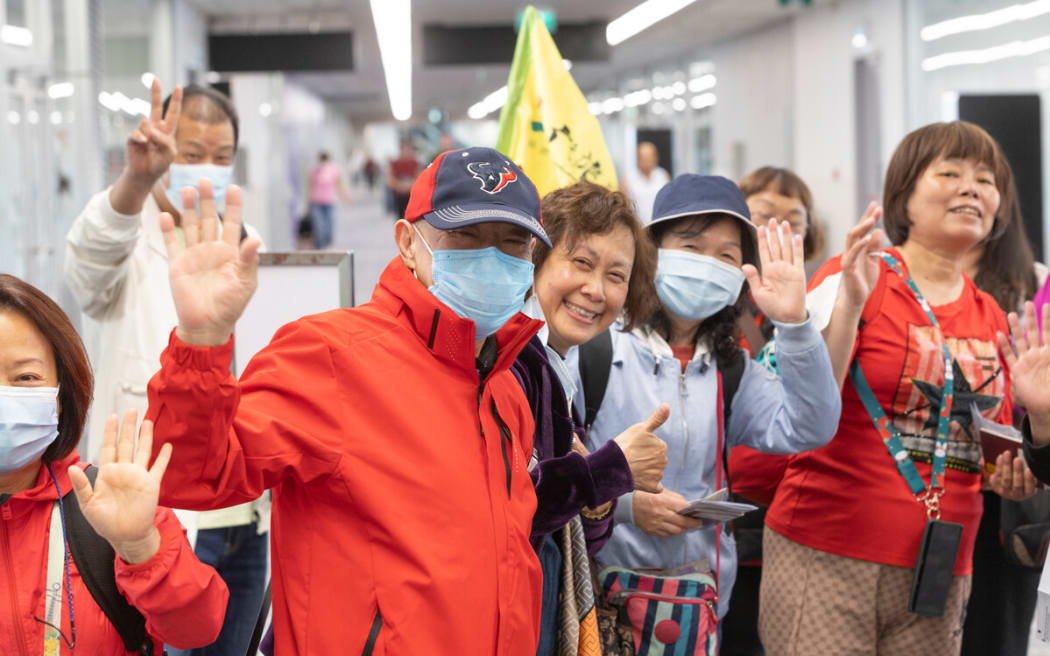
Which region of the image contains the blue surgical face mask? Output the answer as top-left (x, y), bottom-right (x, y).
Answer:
top-left (655, 248), bottom-right (746, 321)
top-left (0, 385), bottom-right (59, 474)
top-left (415, 227), bottom-right (534, 339)
top-left (166, 163), bottom-right (234, 213)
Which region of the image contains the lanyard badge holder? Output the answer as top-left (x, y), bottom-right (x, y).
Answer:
top-left (849, 252), bottom-right (963, 617)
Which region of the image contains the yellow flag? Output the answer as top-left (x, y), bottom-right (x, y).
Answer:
top-left (495, 6), bottom-right (618, 197)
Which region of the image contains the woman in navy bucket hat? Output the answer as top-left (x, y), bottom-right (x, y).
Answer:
top-left (573, 174), bottom-right (843, 653)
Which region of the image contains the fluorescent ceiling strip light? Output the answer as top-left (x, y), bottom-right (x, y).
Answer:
top-left (607, 0), bottom-right (698, 46)
top-left (97, 91), bottom-right (150, 115)
top-left (688, 74), bottom-right (716, 93)
top-left (690, 92), bottom-right (716, 109)
top-left (1, 24), bottom-right (33, 47)
top-left (371, 0), bottom-right (412, 121)
top-left (922, 35), bottom-right (1050, 71)
top-left (921, 0), bottom-right (1050, 42)
top-left (48, 82), bottom-right (74, 99)
top-left (468, 86), bottom-right (508, 119)
top-left (623, 89), bottom-right (653, 107)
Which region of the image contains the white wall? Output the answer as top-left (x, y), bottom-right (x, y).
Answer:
top-left (171, 0), bottom-right (207, 84)
top-left (577, 0), bottom-right (909, 258)
top-left (909, 0), bottom-right (1050, 260)
top-left (230, 74), bottom-right (285, 250)
top-left (708, 21), bottom-right (796, 181)
top-left (790, 0), bottom-right (907, 259)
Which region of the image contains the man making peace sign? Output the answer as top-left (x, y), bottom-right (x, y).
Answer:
top-left (64, 79), bottom-right (267, 656)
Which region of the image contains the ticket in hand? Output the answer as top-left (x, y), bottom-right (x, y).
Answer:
top-left (676, 488), bottom-right (758, 522)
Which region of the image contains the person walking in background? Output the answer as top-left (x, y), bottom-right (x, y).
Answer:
top-left (429, 133), bottom-right (456, 163)
top-left (307, 151), bottom-right (350, 249)
top-left (388, 138), bottom-right (419, 220)
top-left (621, 141), bottom-right (670, 223)
top-left (362, 154), bottom-right (379, 191)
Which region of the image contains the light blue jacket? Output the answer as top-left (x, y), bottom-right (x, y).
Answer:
top-left (568, 317), bottom-right (840, 617)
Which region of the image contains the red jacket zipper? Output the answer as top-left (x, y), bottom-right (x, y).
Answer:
top-left (0, 510), bottom-right (32, 656)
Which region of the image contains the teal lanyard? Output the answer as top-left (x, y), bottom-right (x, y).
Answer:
top-left (848, 252), bottom-right (954, 518)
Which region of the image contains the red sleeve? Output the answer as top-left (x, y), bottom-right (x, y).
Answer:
top-left (113, 507), bottom-right (229, 650)
top-left (146, 321), bottom-right (346, 509)
top-left (806, 253), bottom-right (844, 293)
top-left (728, 446), bottom-right (789, 507)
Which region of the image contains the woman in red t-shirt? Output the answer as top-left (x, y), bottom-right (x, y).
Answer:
top-left (758, 121), bottom-right (1044, 656)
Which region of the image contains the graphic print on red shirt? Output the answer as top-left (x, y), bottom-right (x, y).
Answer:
top-left (765, 248), bottom-right (1011, 576)
top-left (890, 327), bottom-right (1005, 476)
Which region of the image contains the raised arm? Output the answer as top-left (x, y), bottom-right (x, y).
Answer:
top-left (110, 79), bottom-right (183, 215)
top-left (733, 221), bottom-right (841, 453)
top-left (65, 80), bottom-right (183, 317)
top-left (822, 203), bottom-right (883, 389)
top-left (68, 411), bottom-right (230, 650)
top-left (1000, 302), bottom-right (1050, 453)
top-left (145, 180), bottom-right (342, 507)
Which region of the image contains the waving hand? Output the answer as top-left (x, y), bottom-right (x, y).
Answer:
top-left (161, 180), bottom-right (261, 346)
top-left (743, 220), bottom-right (807, 324)
top-left (127, 78), bottom-right (182, 185)
top-left (68, 410), bottom-right (173, 564)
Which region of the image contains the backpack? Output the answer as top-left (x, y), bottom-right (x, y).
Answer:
top-left (63, 465), bottom-right (155, 655)
top-left (577, 329), bottom-right (745, 493)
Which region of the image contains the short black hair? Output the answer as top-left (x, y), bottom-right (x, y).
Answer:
top-left (162, 84), bottom-right (240, 149)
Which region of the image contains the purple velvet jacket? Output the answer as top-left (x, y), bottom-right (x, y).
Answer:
top-left (512, 335), bottom-right (634, 555)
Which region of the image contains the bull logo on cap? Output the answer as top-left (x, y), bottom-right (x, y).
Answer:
top-left (467, 161), bottom-right (518, 194)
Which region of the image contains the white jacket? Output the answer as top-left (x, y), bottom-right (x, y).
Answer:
top-left (65, 188), bottom-right (265, 537)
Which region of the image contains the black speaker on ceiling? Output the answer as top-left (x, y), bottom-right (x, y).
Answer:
top-left (209, 32), bottom-right (354, 72)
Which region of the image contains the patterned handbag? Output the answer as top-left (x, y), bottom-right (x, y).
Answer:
top-left (597, 565), bottom-right (718, 656)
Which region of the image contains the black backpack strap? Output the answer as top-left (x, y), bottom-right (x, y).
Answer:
top-left (64, 465), bottom-right (153, 655)
top-left (578, 329), bottom-right (614, 431)
top-left (246, 580), bottom-right (272, 655)
top-left (717, 351), bottom-right (746, 495)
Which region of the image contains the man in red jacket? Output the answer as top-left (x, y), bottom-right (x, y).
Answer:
top-left (146, 148), bottom-right (550, 655)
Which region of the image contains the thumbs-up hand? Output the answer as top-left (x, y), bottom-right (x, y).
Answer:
top-left (613, 404), bottom-right (670, 493)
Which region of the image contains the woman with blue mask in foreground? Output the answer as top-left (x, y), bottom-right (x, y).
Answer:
top-left (0, 274), bottom-right (228, 654)
top-left (576, 174), bottom-right (843, 654)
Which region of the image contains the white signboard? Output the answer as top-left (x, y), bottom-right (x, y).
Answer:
top-left (233, 251), bottom-right (354, 376)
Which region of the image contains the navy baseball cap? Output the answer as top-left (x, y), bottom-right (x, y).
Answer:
top-left (649, 174), bottom-right (758, 262)
top-left (404, 147), bottom-right (551, 247)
